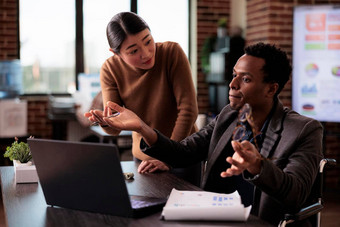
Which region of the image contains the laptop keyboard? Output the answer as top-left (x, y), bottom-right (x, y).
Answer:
top-left (130, 195), bottom-right (167, 209)
top-left (131, 199), bottom-right (152, 209)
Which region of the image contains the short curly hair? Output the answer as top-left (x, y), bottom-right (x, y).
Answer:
top-left (244, 42), bottom-right (292, 95)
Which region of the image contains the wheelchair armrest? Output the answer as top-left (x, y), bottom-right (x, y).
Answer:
top-left (320, 158), bottom-right (337, 173)
top-left (284, 203), bottom-right (324, 221)
top-left (279, 158), bottom-right (336, 227)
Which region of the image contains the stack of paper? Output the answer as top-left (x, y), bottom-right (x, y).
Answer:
top-left (162, 188), bottom-right (251, 221)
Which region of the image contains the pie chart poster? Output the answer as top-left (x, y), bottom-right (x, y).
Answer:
top-left (292, 5), bottom-right (340, 123)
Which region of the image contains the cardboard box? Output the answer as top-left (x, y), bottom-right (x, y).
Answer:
top-left (0, 99), bottom-right (27, 138)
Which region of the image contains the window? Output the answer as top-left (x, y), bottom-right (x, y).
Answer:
top-left (83, 0), bottom-right (130, 74)
top-left (138, 0), bottom-right (189, 56)
top-left (20, 0), bottom-right (75, 94)
top-left (20, 0), bottom-right (189, 94)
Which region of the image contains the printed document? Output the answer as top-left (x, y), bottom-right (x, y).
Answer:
top-left (162, 188), bottom-right (251, 221)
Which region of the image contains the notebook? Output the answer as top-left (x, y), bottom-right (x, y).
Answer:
top-left (27, 138), bottom-right (167, 218)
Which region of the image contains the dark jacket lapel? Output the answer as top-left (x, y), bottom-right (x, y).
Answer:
top-left (202, 106), bottom-right (238, 188)
top-left (260, 101), bottom-right (286, 158)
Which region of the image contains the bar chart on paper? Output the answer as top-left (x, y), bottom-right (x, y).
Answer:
top-left (161, 188), bottom-right (251, 221)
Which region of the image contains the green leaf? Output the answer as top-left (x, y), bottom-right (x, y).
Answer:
top-left (3, 137), bottom-right (32, 163)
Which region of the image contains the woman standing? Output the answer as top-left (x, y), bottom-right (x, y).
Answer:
top-left (85, 12), bottom-right (198, 174)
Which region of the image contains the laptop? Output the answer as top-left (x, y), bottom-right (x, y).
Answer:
top-left (28, 138), bottom-right (167, 218)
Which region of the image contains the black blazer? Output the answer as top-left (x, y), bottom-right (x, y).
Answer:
top-left (143, 100), bottom-right (323, 225)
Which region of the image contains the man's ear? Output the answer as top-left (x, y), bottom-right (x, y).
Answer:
top-left (267, 83), bottom-right (279, 97)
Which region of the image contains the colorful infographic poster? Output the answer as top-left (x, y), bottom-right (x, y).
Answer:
top-left (293, 5), bottom-right (340, 123)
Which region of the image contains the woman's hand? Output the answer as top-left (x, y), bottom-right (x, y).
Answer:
top-left (84, 109), bottom-right (107, 127)
top-left (137, 160), bottom-right (170, 173)
top-left (104, 101), bottom-right (158, 146)
top-left (103, 101), bottom-right (143, 132)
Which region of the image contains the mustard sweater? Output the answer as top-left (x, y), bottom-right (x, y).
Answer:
top-left (100, 42), bottom-right (198, 160)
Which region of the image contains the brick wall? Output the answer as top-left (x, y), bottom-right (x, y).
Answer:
top-left (22, 96), bottom-right (53, 139)
top-left (246, 0), bottom-right (294, 107)
top-left (1, 0), bottom-right (339, 189)
top-left (197, 0), bottom-right (230, 113)
top-left (323, 122), bottom-right (340, 188)
top-left (244, 0), bottom-right (340, 190)
top-left (0, 0), bottom-right (18, 59)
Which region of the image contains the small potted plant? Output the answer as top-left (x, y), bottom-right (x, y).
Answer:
top-left (3, 136), bottom-right (38, 183)
top-left (4, 136), bottom-right (33, 165)
top-left (217, 17), bottom-right (227, 37)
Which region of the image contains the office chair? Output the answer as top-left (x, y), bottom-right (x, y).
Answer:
top-left (278, 158), bottom-right (337, 227)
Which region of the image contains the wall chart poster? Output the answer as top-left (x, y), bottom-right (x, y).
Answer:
top-left (293, 5), bottom-right (340, 123)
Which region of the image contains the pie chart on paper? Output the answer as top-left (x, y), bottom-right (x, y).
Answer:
top-left (331, 66), bottom-right (340, 77)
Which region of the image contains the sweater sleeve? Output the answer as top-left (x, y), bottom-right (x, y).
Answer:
top-left (167, 43), bottom-right (198, 141)
top-left (100, 60), bottom-right (123, 107)
top-left (99, 59), bottom-right (123, 136)
top-left (142, 123), bottom-right (213, 168)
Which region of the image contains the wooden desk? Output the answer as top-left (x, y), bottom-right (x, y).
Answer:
top-left (0, 161), bottom-right (273, 227)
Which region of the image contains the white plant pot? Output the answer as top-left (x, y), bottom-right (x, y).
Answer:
top-left (217, 27), bottom-right (227, 37)
top-left (13, 160), bottom-right (39, 183)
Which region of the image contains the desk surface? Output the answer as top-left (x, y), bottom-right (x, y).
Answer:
top-left (90, 126), bottom-right (132, 138)
top-left (0, 161), bottom-right (272, 227)
top-left (89, 126), bottom-right (132, 146)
